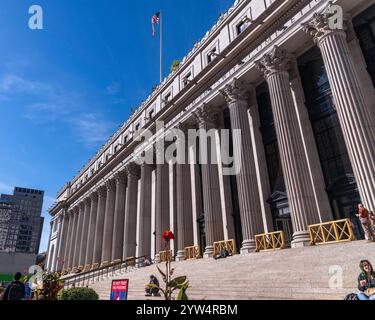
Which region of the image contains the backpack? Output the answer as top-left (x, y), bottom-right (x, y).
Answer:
top-left (344, 293), bottom-right (359, 300)
top-left (6, 281), bottom-right (24, 300)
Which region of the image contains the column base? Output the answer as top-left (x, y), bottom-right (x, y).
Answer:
top-left (203, 245), bottom-right (214, 258)
top-left (176, 250), bottom-right (185, 261)
top-left (240, 239), bottom-right (256, 254)
top-left (291, 231), bottom-right (311, 248)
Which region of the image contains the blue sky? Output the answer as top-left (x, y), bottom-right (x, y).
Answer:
top-left (0, 0), bottom-right (234, 252)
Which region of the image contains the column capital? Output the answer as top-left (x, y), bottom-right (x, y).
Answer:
top-left (114, 170), bottom-right (127, 185)
top-left (97, 185), bottom-right (107, 197)
top-left (126, 162), bottom-right (141, 178)
top-left (174, 122), bottom-right (190, 134)
top-left (255, 46), bottom-right (293, 79)
top-left (193, 103), bottom-right (221, 128)
top-left (83, 197), bottom-right (91, 206)
top-left (90, 191), bottom-right (98, 202)
top-left (302, 10), bottom-right (348, 44)
top-left (105, 179), bottom-right (116, 191)
top-left (220, 78), bottom-right (252, 105)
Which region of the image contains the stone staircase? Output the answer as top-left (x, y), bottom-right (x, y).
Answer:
top-left (83, 240), bottom-right (374, 300)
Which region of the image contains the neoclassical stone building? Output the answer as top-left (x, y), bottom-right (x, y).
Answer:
top-left (47, 0), bottom-right (375, 273)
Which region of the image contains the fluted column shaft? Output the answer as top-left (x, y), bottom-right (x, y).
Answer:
top-left (68, 209), bottom-right (79, 268)
top-left (256, 46), bottom-right (321, 247)
top-left (63, 212), bottom-right (73, 270)
top-left (56, 213), bottom-right (68, 271)
top-left (123, 163), bottom-right (140, 259)
top-left (304, 16), bottom-right (375, 210)
top-left (221, 80), bottom-right (264, 253)
top-left (93, 186), bottom-right (107, 264)
top-left (193, 104), bottom-right (224, 257)
top-left (101, 180), bottom-right (116, 264)
top-left (155, 162), bottom-right (170, 257)
top-left (137, 164), bottom-right (152, 259)
top-left (290, 63), bottom-right (333, 222)
top-left (111, 172), bottom-right (127, 262)
top-left (78, 199), bottom-right (90, 267)
top-left (73, 203), bottom-right (84, 268)
top-left (85, 192), bottom-right (98, 266)
top-left (176, 134), bottom-right (194, 261)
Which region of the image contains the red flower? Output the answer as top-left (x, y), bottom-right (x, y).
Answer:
top-left (162, 230), bottom-right (175, 242)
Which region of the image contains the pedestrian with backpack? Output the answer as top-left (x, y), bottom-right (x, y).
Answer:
top-left (2, 272), bottom-right (25, 300)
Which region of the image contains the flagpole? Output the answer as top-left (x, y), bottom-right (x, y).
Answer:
top-left (160, 10), bottom-right (163, 83)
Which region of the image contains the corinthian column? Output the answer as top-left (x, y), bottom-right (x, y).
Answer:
top-left (67, 208), bottom-right (78, 269)
top-left (175, 124), bottom-right (193, 261)
top-left (85, 191), bottom-right (98, 266)
top-left (73, 202), bottom-right (84, 268)
top-left (256, 46), bottom-right (321, 247)
top-left (93, 185), bottom-right (107, 265)
top-left (63, 210), bottom-right (73, 270)
top-left (193, 104), bottom-right (224, 257)
top-left (155, 149), bottom-right (170, 261)
top-left (220, 79), bottom-right (264, 253)
top-left (123, 162), bottom-right (140, 260)
top-left (56, 210), bottom-right (68, 271)
top-left (111, 171), bottom-right (127, 262)
top-left (137, 164), bottom-right (152, 259)
top-left (101, 179), bottom-right (116, 265)
top-left (78, 198), bottom-right (91, 268)
top-left (303, 11), bottom-right (375, 211)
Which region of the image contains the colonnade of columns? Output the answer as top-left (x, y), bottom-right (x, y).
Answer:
top-left (49, 9), bottom-right (375, 272)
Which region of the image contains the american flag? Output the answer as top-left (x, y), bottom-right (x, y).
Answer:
top-left (152, 12), bottom-right (160, 37)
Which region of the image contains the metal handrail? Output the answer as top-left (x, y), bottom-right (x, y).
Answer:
top-left (61, 255), bottom-right (148, 288)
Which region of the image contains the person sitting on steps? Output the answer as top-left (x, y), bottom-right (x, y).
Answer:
top-left (145, 275), bottom-right (160, 297)
top-left (357, 260), bottom-right (375, 300)
top-left (214, 248), bottom-right (231, 260)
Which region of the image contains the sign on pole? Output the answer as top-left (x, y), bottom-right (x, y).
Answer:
top-left (110, 279), bottom-right (129, 301)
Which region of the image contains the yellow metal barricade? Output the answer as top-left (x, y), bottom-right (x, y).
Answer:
top-left (159, 250), bottom-right (172, 263)
top-left (309, 218), bottom-right (355, 245)
top-left (213, 239), bottom-right (236, 257)
top-left (255, 231), bottom-right (286, 252)
top-left (184, 246), bottom-right (201, 260)
top-left (91, 262), bottom-right (100, 271)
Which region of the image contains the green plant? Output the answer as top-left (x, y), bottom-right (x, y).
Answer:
top-left (35, 272), bottom-right (64, 300)
top-left (57, 287), bottom-right (99, 300)
top-left (152, 230), bottom-right (189, 300)
top-left (170, 60), bottom-right (181, 73)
